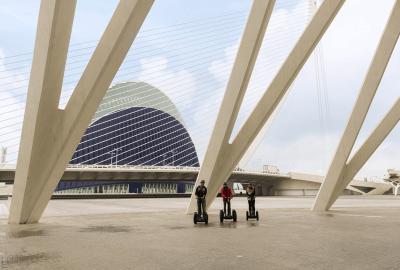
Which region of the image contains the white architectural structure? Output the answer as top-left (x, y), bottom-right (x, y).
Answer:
top-left (187, 0), bottom-right (347, 214)
top-left (312, 0), bottom-right (400, 211)
top-left (9, 0), bottom-right (154, 224)
top-left (7, 0), bottom-right (400, 224)
top-left (384, 170), bottom-right (400, 195)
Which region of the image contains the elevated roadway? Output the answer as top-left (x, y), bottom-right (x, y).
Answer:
top-left (0, 165), bottom-right (391, 196)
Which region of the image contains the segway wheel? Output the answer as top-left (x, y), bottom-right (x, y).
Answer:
top-left (232, 210), bottom-right (237, 222)
top-left (204, 213), bottom-right (208, 225)
top-left (220, 210), bottom-right (224, 222)
top-left (256, 211), bottom-right (259, 221)
top-left (246, 211), bottom-right (249, 221)
top-left (194, 212), bottom-right (198, 224)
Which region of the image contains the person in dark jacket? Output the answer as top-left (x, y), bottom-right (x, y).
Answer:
top-left (195, 180), bottom-right (207, 218)
top-left (221, 182), bottom-right (233, 216)
top-left (247, 183), bottom-right (256, 215)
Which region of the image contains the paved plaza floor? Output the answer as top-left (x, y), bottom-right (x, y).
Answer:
top-left (1, 195), bottom-right (400, 269)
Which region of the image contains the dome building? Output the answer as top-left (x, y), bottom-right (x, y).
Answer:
top-left (54, 81), bottom-right (199, 194)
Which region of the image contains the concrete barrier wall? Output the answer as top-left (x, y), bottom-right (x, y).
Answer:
top-left (273, 179), bottom-right (321, 190)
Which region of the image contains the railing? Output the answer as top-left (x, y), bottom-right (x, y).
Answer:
top-left (1, 163), bottom-right (290, 177)
top-left (66, 164), bottom-right (290, 176)
top-left (232, 167), bottom-right (290, 176)
top-left (0, 164), bottom-right (17, 169)
top-left (66, 164), bottom-right (201, 171)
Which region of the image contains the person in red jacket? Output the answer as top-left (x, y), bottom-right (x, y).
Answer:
top-left (221, 182), bottom-right (233, 217)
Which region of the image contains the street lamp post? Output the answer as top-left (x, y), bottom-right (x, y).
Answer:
top-left (109, 150), bottom-right (113, 165)
top-left (109, 148), bottom-right (121, 166)
top-left (115, 148), bottom-right (120, 166)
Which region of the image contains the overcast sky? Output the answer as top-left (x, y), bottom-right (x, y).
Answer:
top-left (0, 0), bottom-right (399, 181)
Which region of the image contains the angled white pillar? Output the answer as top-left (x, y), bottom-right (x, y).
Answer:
top-left (344, 96), bottom-right (400, 184)
top-left (9, 0), bottom-right (154, 224)
top-left (312, 0), bottom-right (400, 211)
top-left (187, 0), bottom-right (277, 214)
top-left (238, 0), bottom-right (318, 169)
top-left (315, 96), bottom-right (400, 209)
top-left (187, 0), bottom-right (346, 214)
top-left (8, 0), bottom-right (77, 224)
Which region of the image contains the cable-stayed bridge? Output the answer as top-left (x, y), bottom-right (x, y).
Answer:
top-left (0, 0), bottom-right (399, 224)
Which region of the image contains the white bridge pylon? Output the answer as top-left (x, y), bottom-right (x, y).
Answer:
top-left (187, 0), bottom-right (346, 214)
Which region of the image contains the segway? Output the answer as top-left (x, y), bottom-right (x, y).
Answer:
top-left (193, 212), bottom-right (208, 224)
top-left (246, 210), bottom-right (259, 220)
top-left (194, 193), bottom-right (208, 224)
top-left (220, 198), bottom-right (237, 222)
top-left (246, 199), bottom-right (258, 220)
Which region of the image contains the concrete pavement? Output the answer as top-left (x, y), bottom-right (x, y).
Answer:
top-left (1, 196), bottom-right (400, 269)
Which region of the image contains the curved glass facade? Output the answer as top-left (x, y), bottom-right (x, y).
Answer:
top-left (70, 106), bottom-right (199, 166)
top-left (55, 81), bottom-right (198, 193)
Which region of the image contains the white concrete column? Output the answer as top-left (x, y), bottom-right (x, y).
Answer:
top-left (186, 0), bottom-right (277, 214)
top-left (9, 0), bottom-right (77, 224)
top-left (312, 0), bottom-right (400, 211)
top-left (187, 0), bottom-right (346, 214)
top-left (226, 0), bottom-right (346, 163)
top-left (329, 96), bottom-right (400, 201)
top-left (9, 0), bottom-right (154, 224)
top-left (390, 183), bottom-right (400, 195)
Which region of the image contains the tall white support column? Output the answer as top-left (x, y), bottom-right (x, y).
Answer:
top-left (342, 96), bottom-right (400, 185)
top-left (187, 0), bottom-right (277, 214)
top-left (187, 0), bottom-right (347, 214)
top-left (9, 0), bottom-right (154, 224)
top-left (316, 96), bottom-right (400, 202)
top-left (8, 0), bottom-right (77, 224)
top-left (312, 0), bottom-right (400, 211)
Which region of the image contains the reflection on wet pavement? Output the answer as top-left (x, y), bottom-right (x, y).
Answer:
top-left (79, 225), bottom-right (131, 233)
top-left (0, 229), bottom-right (47, 238)
top-left (0, 252), bottom-right (60, 267)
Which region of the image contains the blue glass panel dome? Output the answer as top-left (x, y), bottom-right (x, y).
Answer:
top-left (70, 107), bottom-right (199, 167)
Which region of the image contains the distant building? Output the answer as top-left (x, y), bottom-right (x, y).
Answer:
top-left (54, 81), bottom-right (199, 194)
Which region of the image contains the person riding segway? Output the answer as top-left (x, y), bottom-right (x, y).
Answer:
top-left (246, 183), bottom-right (258, 220)
top-left (220, 182), bottom-right (237, 222)
top-left (194, 180), bottom-right (208, 224)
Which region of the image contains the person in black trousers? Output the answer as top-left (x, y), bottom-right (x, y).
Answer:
top-left (195, 180), bottom-right (207, 218)
top-left (247, 183), bottom-right (256, 215)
